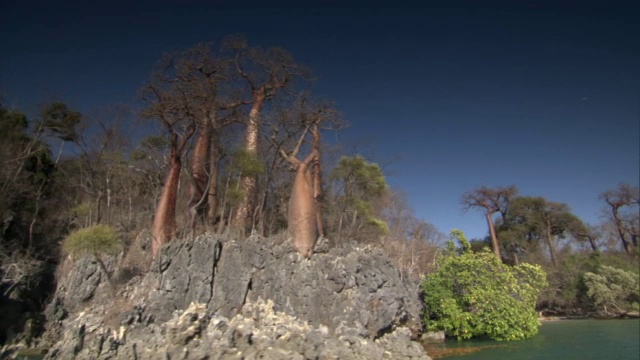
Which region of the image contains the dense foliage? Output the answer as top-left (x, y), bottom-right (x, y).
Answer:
top-left (582, 265), bottom-right (639, 316)
top-left (421, 230), bottom-right (547, 341)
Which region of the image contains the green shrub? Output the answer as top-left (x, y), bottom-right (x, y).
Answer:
top-left (582, 265), bottom-right (639, 315)
top-left (63, 224), bottom-right (123, 256)
top-left (421, 230), bottom-right (547, 341)
top-left (231, 149), bottom-right (264, 177)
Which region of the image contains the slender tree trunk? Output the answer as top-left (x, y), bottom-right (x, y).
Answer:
top-left (312, 124), bottom-right (324, 237)
top-left (612, 208), bottom-right (631, 253)
top-left (587, 236), bottom-right (598, 252)
top-left (337, 211), bottom-right (344, 242)
top-left (233, 92), bottom-right (264, 232)
top-left (106, 174), bottom-right (111, 223)
top-left (545, 220), bottom-right (558, 267)
top-left (512, 251), bottom-right (520, 266)
top-left (486, 211), bottom-right (501, 259)
top-left (96, 190), bottom-right (103, 224)
top-left (207, 139), bottom-right (220, 224)
top-left (151, 156), bottom-right (182, 257)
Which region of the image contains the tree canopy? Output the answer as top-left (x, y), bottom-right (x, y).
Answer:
top-left (421, 230), bottom-right (547, 341)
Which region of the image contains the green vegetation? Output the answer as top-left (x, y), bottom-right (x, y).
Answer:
top-left (62, 225), bottom-right (123, 290)
top-left (421, 230), bottom-right (547, 341)
top-left (583, 265), bottom-right (639, 316)
top-left (0, 37), bottom-right (638, 348)
top-left (62, 225), bottom-right (123, 257)
top-left (330, 155), bottom-right (389, 242)
top-left (231, 149), bottom-right (265, 177)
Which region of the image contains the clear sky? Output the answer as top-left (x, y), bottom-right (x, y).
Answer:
top-left (2, 0), bottom-right (638, 240)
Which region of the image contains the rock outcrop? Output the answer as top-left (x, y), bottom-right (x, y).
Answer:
top-left (40, 233), bottom-right (430, 359)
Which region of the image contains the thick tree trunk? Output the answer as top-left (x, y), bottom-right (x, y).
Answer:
top-left (151, 156), bottom-right (182, 257)
top-left (486, 212), bottom-right (501, 259)
top-left (187, 121), bottom-right (210, 225)
top-left (233, 92), bottom-right (264, 232)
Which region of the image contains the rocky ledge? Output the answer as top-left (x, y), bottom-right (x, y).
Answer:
top-left (36, 233), bottom-right (431, 359)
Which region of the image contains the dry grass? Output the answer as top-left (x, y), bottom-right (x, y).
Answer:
top-left (379, 236), bottom-right (440, 280)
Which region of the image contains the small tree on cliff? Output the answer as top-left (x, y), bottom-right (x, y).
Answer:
top-left (330, 155), bottom-right (389, 242)
top-left (421, 230), bottom-right (547, 341)
top-left (62, 224), bottom-right (123, 290)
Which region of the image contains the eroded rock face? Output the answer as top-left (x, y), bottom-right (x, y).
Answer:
top-left (41, 234), bottom-right (428, 359)
top-left (46, 299), bottom-right (429, 359)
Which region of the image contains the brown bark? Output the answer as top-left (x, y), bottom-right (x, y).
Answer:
top-left (574, 227), bottom-right (599, 252)
top-left (233, 90), bottom-right (264, 232)
top-left (150, 124), bottom-right (195, 258)
top-left (486, 212), bottom-right (501, 259)
top-left (311, 123), bottom-right (324, 237)
top-left (461, 186), bottom-right (518, 262)
top-left (280, 125), bottom-right (318, 258)
top-left (187, 120), bottom-right (210, 224)
top-left (207, 140), bottom-right (220, 222)
top-left (151, 156), bottom-right (182, 257)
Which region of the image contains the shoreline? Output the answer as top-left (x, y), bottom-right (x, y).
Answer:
top-left (538, 312), bottom-right (640, 322)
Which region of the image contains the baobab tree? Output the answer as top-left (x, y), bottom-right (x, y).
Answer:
top-left (600, 183), bottom-right (640, 254)
top-left (224, 36), bottom-right (311, 233)
top-left (163, 43), bottom-right (249, 230)
top-left (461, 185), bottom-right (518, 259)
top-left (279, 124), bottom-right (319, 258)
top-left (259, 95), bottom-right (343, 237)
top-left (140, 53), bottom-right (199, 257)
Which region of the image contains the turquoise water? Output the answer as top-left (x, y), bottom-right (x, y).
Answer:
top-left (431, 319), bottom-right (639, 360)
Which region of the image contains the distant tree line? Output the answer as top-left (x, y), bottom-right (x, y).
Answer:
top-left (461, 183), bottom-right (639, 314)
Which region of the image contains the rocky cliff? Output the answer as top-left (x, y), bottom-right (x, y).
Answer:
top-left (36, 233), bottom-right (430, 359)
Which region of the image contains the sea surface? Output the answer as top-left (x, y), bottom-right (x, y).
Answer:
top-left (425, 319), bottom-right (640, 360)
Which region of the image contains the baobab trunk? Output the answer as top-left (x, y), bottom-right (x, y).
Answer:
top-left (151, 156), bottom-right (182, 257)
top-left (233, 91), bottom-right (264, 232)
top-left (486, 212), bottom-right (501, 259)
top-left (187, 121), bottom-right (210, 223)
top-left (288, 150), bottom-right (319, 258)
top-left (281, 125), bottom-right (320, 258)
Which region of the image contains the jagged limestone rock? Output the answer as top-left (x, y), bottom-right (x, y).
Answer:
top-left (41, 233), bottom-right (429, 359)
top-left (46, 299), bottom-right (430, 359)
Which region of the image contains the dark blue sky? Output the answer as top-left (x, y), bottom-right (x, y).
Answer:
top-left (2, 1), bottom-right (639, 240)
